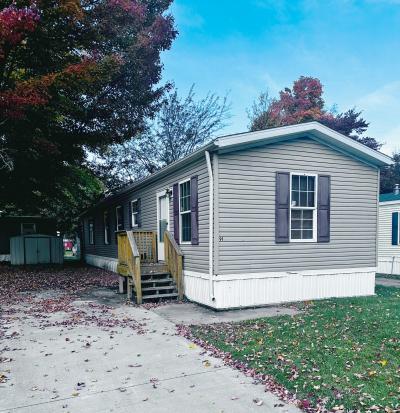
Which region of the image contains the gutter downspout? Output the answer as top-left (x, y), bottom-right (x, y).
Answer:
top-left (205, 151), bottom-right (215, 302)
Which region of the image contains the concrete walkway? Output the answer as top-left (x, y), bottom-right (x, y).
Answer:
top-left (376, 277), bottom-right (400, 288)
top-left (0, 288), bottom-right (300, 413)
top-left (152, 302), bottom-right (299, 325)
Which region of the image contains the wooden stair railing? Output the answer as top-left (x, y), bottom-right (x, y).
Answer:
top-left (164, 230), bottom-right (184, 299)
top-left (117, 231), bottom-right (142, 304)
top-left (132, 230), bottom-right (157, 264)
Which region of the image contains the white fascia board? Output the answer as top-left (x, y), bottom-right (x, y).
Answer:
top-left (215, 122), bottom-right (393, 168)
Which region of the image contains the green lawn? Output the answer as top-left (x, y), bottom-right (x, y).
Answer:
top-left (190, 286), bottom-right (400, 412)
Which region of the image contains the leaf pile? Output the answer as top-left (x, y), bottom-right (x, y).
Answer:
top-left (185, 286), bottom-right (400, 413)
top-left (0, 263), bottom-right (147, 339)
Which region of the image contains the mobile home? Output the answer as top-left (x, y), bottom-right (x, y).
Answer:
top-left (80, 122), bottom-right (392, 309)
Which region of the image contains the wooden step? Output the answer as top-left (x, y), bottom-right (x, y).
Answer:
top-left (141, 271), bottom-right (170, 278)
top-left (142, 285), bottom-right (177, 292)
top-left (141, 277), bottom-right (174, 285)
top-left (142, 292), bottom-right (179, 300)
top-left (141, 263), bottom-right (168, 275)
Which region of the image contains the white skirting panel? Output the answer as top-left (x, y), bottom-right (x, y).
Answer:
top-left (85, 254), bottom-right (118, 273)
top-left (183, 271), bottom-right (214, 307)
top-left (378, 256), bottom-right (400, 275)
top-left (0, 254), bottom-right (10, 262)
top-left (184, 268), bottom-right (376, 310)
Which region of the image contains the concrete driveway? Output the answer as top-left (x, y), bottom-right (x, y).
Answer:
top-left (0, 287), bottom-right (300, 413)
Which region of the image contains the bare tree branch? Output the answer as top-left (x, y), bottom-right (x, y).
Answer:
top-left (92, 84), bottom-right (231, 189)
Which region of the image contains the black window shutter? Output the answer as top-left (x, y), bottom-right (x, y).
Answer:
top-left (191, 176), bottom-right (199, 245)
top-left (137, 198), bottom-right (141, 228)
top-left (173, 183), bottom-right (180, 244)
top-left (275, 172), bottom-right (290, 243)
top-left (128, 200), bottom-right (132, 228)
top-left (392, 212), bottom-right (399, 245)
top-left (317, 175), bottom-right (331, 243)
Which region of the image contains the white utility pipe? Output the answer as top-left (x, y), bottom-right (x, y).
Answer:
top-left (205, 151), bottom-right (215, 301)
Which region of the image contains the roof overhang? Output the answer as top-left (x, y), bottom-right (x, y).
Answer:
top-left (81, 122), bottom-right (392, 217)
top-left (215, 122), bottom-right (393, 168)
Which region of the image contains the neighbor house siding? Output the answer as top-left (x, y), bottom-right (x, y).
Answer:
top-left (216, 137), bottom-right (378, 274)
top-left (378, 202), bottom-right (400, 275)
top-left (83, 157), bottom-right (209, 274)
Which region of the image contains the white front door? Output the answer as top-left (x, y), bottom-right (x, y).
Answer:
top-left (157, 191), bottom-right (170, 261)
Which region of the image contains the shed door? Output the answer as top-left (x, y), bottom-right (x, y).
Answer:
top-left (24, 237), bottom-right (51, 264)
top-left (37, 238), bottom-right (51, 263)
top-left (25, 238), bottom-right (38, 264)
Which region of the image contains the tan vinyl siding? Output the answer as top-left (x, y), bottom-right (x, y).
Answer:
top-left (83, 158), bottom-right (209, 274)
top-left (217, 137), bottom-right (378, 274)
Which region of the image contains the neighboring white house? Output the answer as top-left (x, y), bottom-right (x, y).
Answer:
top-left (81, 122), bottom-right (393, 309)
top-left (378, 185), bottom-right (400, 275)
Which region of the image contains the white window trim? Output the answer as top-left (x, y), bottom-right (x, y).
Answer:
top-left (88, 218), bottom-right (95, 245)
top-left (104, 211), bottom-right (109, 245)
top-left (179, 178), bottom-right (192, 245)
top-left (130, 199), bottom-right (139, 228)
top-left (115, 205), bottom-right (123, 232)
top-left (289, 172), bottom-right (318, 243)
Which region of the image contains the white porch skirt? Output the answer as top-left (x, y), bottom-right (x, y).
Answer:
top-left (378, 256), bottom-right (400, 276)
top-left (84, 254), bottom-right (375, 310)
top-left (85, 254), bottom-right (118, 273)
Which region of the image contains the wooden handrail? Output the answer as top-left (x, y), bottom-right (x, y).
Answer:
top-left (117, 231), bottom-right (142, 304)
top-left (164, 230), bottom-right (183, 299)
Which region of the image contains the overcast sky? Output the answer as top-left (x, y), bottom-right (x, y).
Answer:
top-left (162, 0), bottom-right (400, 155)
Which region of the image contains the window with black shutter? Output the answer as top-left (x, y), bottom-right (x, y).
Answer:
top-left (173, 176), bottom-right (199, 245)
top-left (275, 172), bottom-right (330, 243)
top-left (179, 180), bottom-right (191, 243)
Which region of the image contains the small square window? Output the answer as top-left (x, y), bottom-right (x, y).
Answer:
top-left (21, 223), bottom-right (36, 235)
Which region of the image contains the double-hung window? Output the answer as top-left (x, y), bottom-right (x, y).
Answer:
top-left (290, 173), bottom-right (317, 242)
top-left (115, 206), bottom-right (123, 231)
top-left (88, 218), bottom-right (95, 245)
top-left (179, 180), bottom-right (191, 243)
top-left (131, 200), bottom-right (139, 227)
top-left (104, 211), bottom-right (110, 244)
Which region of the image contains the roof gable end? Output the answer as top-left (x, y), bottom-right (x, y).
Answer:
top-left (215, 122), bottom-right (393, 168)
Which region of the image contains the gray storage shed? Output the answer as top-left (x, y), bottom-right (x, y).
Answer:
top-left (10, 234), bottom-right (64, 265)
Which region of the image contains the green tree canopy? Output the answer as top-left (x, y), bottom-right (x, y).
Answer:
top-left (248, 76), bottom-right (382, 151)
